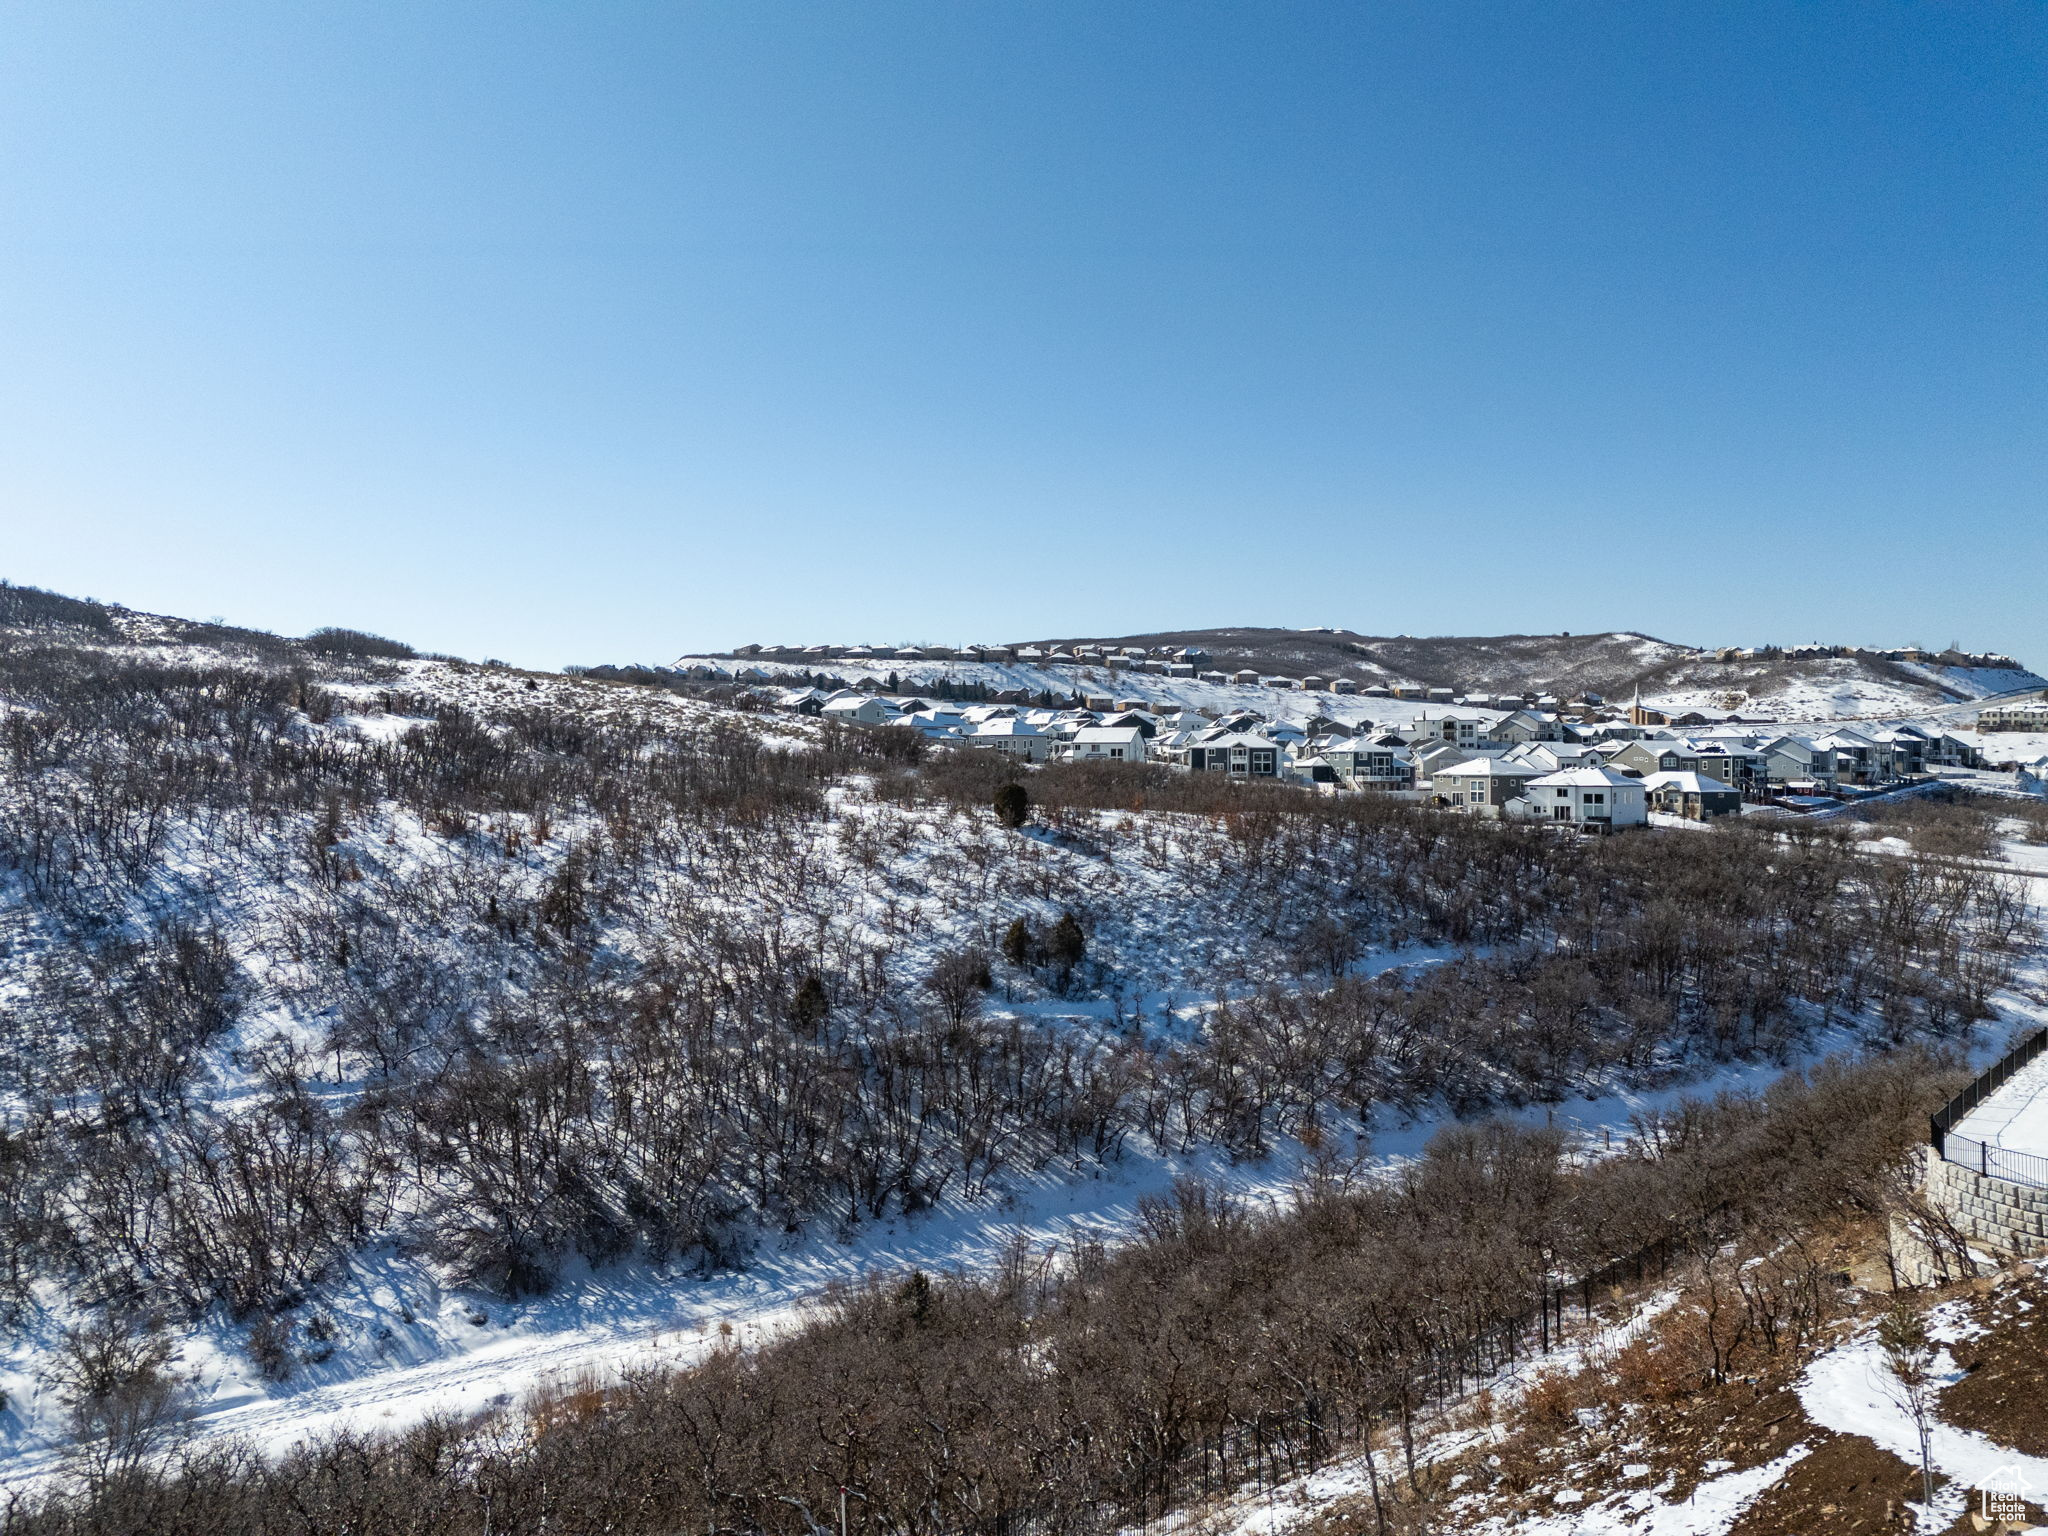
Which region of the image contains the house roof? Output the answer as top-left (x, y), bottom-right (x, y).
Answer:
top-left (1642, 771), bottom-right (1737, 794)
top-left (1440, 757), bottom-right (1543, 777)
top-left (972, 719), bottom-right (1045, 738)
top-left (1525, 767), bottom-right (1644, 789)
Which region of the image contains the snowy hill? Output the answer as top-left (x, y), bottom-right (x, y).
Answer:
top-left (1, 580), bottom-right (2040, 1523)
top-left (678, 627), bottom-right (2042, 723)
top-left (1020, 627), bottom-right (1704, 698)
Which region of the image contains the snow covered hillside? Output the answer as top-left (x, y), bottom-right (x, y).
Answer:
top-left (673, 634), bottom-right (2042, 724)
top-left (1632, 655), bottom-right (2044, 722)
top-left (1150, 1256), bottom-right (2048, 1536)
top-left (0, 581), bottom-right (2038, 1509)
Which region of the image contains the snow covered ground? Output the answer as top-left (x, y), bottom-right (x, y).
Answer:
top-left (0, 1129), bottom-right (1313, 1488)
top-left (1795, 1300), bottom-right (2048, 1534)
top-left (1948, 1046), bottom-right (2048, 1164)
top-left (3, 821), bottom-right (2040, 1491)
top-left (0, 1004), bottom-right (1947, 1489)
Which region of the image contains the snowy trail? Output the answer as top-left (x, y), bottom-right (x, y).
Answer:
top-left (0, 1138), bottom-right (1316, 1488)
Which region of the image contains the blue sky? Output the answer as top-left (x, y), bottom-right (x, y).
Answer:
top-left (1, 2), bottom-right (2041, 668)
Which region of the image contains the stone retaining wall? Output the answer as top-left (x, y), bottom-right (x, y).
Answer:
top-left (1896, 1146), bottom-right (2048, 1284)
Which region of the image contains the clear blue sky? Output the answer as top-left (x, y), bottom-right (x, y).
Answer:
top-left (2, 2), bottom-right (2041, 668)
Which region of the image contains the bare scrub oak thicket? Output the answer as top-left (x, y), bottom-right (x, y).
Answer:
top-left (0, 584), bottom-right (2031, 1531)
top-left (5, 1055), bottom-right (1968, 1536)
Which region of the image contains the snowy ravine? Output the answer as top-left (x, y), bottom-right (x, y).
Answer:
top-left (0, 1013), bottom-right (2012, 1491)
top-left (4, 863), bottom-right (2042, 1489)
top-left (0, 1127), bottom-right (1309, 1487)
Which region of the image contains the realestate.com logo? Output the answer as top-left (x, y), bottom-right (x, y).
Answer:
top-left (1979, 1463), bottom-right (2035, 1527)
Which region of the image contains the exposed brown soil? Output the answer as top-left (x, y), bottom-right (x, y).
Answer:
top-left (1428, 1235), bottom-right (2048, 1534)
top-left (1939, 1270), bottom-right (2048, 1459)
top-left (1726, 1430), bottom-right (1927, 1534)
top-left (1607, 1378), bottom-right (1814, 1505)
top-left (1218, 1241), bottom-right (2048, 1535)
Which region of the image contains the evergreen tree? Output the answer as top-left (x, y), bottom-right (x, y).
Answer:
top-left (993, 783), bottom-right (1029, 829)
top-left (1000, 917), bottom-right (1036, 968)
top-left (790, 973), bottom-right (829, 1032)
top-left (1046, 911), bottom-right (1087, 972)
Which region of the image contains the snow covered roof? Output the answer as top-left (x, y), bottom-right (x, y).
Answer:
top-left (1439, 757), bottom-right (1544, 777)
top-left (971, 719), bottom-right (1046, 738)
top-left (1642, 771), bottom-right (1737, 794)
top-left (1525, 767), bottom-right (1645, 789)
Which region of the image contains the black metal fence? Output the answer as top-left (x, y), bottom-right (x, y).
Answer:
top-left (1931, 1026), bottom-right (2048, 1189)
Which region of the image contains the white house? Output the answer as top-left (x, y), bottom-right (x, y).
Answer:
top-left (1062, 726), bottom-right (1148, 763)
top-left (1509, 767), bottom-right (1648, 830)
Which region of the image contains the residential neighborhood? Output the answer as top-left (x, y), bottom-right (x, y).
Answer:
top-left (757, 679), bottom-right (2006, 831)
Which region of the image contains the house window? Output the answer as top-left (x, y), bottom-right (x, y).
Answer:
top-left (1109, 748), bottom-right (1123, 759)
top-left (1555, 787), bottom-right (1568, 797)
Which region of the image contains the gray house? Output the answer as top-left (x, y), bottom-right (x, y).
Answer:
top-left (1185, 731), bottom-right (1284, 777)
top-left (1434, 757), bottom-right (1546, 817)
top-left (1643, 771), bottom-right (1742, 819)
